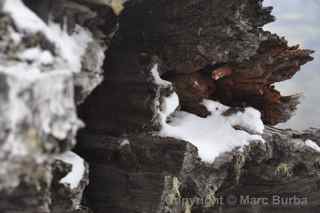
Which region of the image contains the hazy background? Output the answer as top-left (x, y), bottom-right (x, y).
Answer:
top-left (263, 0), bottom-right (320, 130)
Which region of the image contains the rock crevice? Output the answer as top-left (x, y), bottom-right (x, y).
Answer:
top-left (0, 0), bottom-right (319, 213)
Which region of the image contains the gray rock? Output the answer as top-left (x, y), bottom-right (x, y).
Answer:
top-left (51, 152), bottom-right (90, 213)
top-left (1, 0), bottom-right (319, 213)
top-left (0, 1), bottom-right (98, 212)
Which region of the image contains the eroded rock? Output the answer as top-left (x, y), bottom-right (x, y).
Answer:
top-left (0, 0), bottom-right (105, 212)
top-left (1, 0), bottom-right (319, 213)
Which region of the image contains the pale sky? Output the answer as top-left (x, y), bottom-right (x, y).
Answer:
top-left (263, 0), bottom-right (320, 130)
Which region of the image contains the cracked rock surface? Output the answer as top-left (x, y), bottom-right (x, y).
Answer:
top-left (0, 0), bottom-right (319, 213)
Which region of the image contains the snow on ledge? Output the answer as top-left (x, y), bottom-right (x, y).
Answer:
top-left (55, 151), bottom-right (86, 189)
top-left (159, 100), bottom-right (264, 162)
top-left (203, 100), bottom-right (264, 135)
top-left (305, 139), bottom-right (320, 152)
top-left (151, 65), bottom-right (265, 162)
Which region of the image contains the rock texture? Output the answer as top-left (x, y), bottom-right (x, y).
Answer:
top-left (76, 127), bottom-right (320, 213)
top-left (0, 0), bottom-right (111, 212)
top-left (52, 152), bottom-right (90, 213)
top-left (0, 0), bottom-right (319, 213)
top-left (76, 0), bottom-right (317, 212)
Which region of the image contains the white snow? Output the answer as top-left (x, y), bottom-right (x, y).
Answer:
top-left (0, 71), bottom-right (83, 158)
top-left (158, 92), bottom-right (180, 125)
top-left (305, 139), bottom-right (320, 152)
top-left (50, 24), bottom-right (93, 73)
top-left (215, 103), bottom-right (265, 135)
top-left (55, 151), bottom-right (86, 189)
top-left (120, 139), bottom-right (130, 147)
top-left (3, 0), bottom-right (93, 73)
top-left (0, 0), bottom-right (85, 159)
top-left (3, 0), bottom-right (48, 34)
top-left (150, 65), bottom-right (265, 162)
top-left (0, 63), bottom-right (42, 79)
top-left (151, 64), bottom-right (172, 87)
top-left (18, 47), bottom-right (54, 65)
top-left (159, 100), bottom-right (264, 162)
top-left (150, 63), bottom-right (180, 125)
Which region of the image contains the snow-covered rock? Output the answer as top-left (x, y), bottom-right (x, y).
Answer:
top-left (52, 152), bottom-right (89, 213)
top-left (4, 0), bottom-right (107, 104)
top-left (0, 0), bottom-right (84, 192)
top-left (305, 139), bottom-right (320, 152)
top-left (151, 65), bottom-right (264, 162)
top-left (0, 1), bottom-right (99, 212)
top-left (55, 151), bottom-right (86, 189)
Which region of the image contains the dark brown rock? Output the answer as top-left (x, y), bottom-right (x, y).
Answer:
top-left (1, 0), bottom-right (319, 213)
top-left (213, 36), bottom-right (313, 124)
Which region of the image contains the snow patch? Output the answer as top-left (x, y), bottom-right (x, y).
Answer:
top-left (157, 97), bottom-right (264, 163)
top-left (159, 100), bottom-right (264, 162)
top-left (50, 24), bottom-right (93, 73)
top-left (305, 139), bottom-right (320, 152)
top-left (3, 0), bottom-right (47, 34)
top-left (151, 64), bottom-right (172, 87)
top-left (120, 139), bottom-right (130, 147)
top-left (55, 151), bottom-right (86, 189)
top-left (228, 107), bottom-right (264, 134)
top-left (150, 64), bottom-right (180, 126)
top-left (18, 48), bottom-right (54, 65)
top-left (151, 65), bottom-right (265, 162)
top-left (159, 92), bottom-right (180, 125)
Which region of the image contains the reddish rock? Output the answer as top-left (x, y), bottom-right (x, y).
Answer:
top-left (167, 36), bottom-right (313, 125)
top-left (167, 72), bottom-right (216, 117)
top-left (211, 66), bottom-right (233, 80)
top-left (215, 37), bottom-right (313, 125)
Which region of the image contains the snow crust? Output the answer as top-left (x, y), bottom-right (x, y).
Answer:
top-left (151, 65), bottom-right (265, 162)
top-left (305, 139), bottom-right (320, 152)
top-left (55, 151), bottom-right (85, 189)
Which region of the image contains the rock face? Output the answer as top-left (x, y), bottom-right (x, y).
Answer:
top-left (0, 0), bottom-right (319, 213)
top-left (76, 127), bottom-right (320, 213)
top-left (52, 152), bottom-right (89, 213)
top-left (212, 37), bottom-right (313, 125)
top-left (0, 0), bottom-right (108, 212)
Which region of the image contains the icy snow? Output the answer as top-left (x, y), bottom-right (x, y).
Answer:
top-left (55, 151), bottom-right (85, 189)
top-left (151, 66), bottom-right (265, 162)
top-left (305, 139), bottom-right (320, 152)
